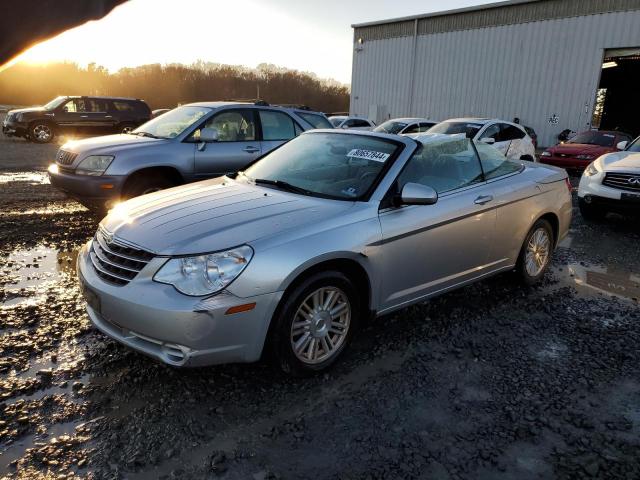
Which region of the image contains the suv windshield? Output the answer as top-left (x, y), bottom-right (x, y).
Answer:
top-left (428, 121), bottom-right (482, 138)
top-left (627, 137), bottom-right (640, 152)
top-left (329, 116), bottom-right (347, 127)
top-left (133, 106), bottom-right (209, 139)
top-left (242, 132), bottom-right (400, 200)
top-left (568, 131), bottom-right (616, 147)
top-left (44, 96), bottom-right (67, 110)
top-left (374, 120), bottom-right (408, 134)
top-left (298, 112), bottom-right (333, 129)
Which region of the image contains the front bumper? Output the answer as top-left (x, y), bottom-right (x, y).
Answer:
top-left (49, 167), bottom-right (125, 207)
top-left (539, 156), bottom-right (590, 170)
top-left (77, 242), bottom-right (283, 367)
top-left (578, 174), bottom-right (640, 212)
top-left (2, 120), bottom-right (28, 136)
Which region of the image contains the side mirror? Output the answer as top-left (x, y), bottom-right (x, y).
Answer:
top-left (399, 183), bottom-right (438, 206)
top-left (480, 137), bottom-right (495, 145)
top-left (617, 141), bottom-right (628, 151)
top-left (341, 124), bottom-right (350, 129)
top-left (200, 127), bottom-right (219, 143)
top-left (62, 106), bottom-right (68, 113)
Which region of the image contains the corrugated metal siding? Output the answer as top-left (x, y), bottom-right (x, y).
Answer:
top-left (354, 0), bottom-right (640, 41)
top-left (350, 9), bottom-right (640, 147)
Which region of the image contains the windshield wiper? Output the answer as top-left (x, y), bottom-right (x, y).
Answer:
top-left (253, 178), bottom-right (314, 196)
top-left (134, 131), bottom-right (160, 139)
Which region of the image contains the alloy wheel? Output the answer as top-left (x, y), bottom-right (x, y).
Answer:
top-left (290, 286), bottom-right (351, 364)
top-left (33, 124), bottom-right (52, 141)
top-left (525, 227), bottom-right (550, 277)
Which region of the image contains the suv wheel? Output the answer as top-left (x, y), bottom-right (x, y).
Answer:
top-left (30, 122), bottom-right (55, 143)
top-left (516, 219), bottom-right (553, 285)
top-left (122, 173), bottom-right (175, 199)
top-left (119, 123), bottom-right (136, 134)
top-left (270, 271), bottom-right (360, 376)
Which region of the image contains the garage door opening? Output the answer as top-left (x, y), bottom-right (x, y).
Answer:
top-left (592, 48), bottom-right (640, 138)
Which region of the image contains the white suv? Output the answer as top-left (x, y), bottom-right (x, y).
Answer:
top-left (578, 136), bottom-right (640, 220)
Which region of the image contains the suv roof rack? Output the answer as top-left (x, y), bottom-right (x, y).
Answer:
top-left (274, 104), bottom-right (312, 111)
top-left (222, 99), bottom-right (270, 106)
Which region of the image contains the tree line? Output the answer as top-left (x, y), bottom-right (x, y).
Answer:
top-left (0, 61), bottom-right (350, 113)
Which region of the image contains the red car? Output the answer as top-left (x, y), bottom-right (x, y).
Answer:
top-left (539, 130), bottom-right (633, 171)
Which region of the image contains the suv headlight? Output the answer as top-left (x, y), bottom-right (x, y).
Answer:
top-left (75, 155), bottom-right (114, 176)
top-left (584, 162), bottom-right (599, 177)
top-left (154, 246), bottom-right (254, 296)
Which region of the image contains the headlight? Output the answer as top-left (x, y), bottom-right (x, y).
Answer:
top-left (75, 155), bottom-right (114, 176)
top-left (154, 246), bottom-right (254, 296)
top-left (540, 151), bottom-right (551, 157)
top-left (576, 154), bottom-right (594, 160)
top-left (584, 162), bottom-right (599, 177)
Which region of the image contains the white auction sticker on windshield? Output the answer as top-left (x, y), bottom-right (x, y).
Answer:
top-left (347, 149), bottom-right (390, 162)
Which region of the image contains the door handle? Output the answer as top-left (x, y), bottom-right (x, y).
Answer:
top-left (243, 146), bottom-right (260, 153)
top-left (105, 115), bottom-right (112, 118)
top-left (80, 115), bottom-right (88, 118)
top-left (474, 195), bottom-right (494, 205)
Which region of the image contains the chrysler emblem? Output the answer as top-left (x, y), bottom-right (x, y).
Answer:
top-left (628, 177), bottom-right (640, 185)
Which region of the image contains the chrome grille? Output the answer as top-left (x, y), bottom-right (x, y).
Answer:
top-left (90, 229), bottom-right (154, 286)
top-left (602, 173), bottom-right (640, 192)
top-left (56, 150), bottom-right (78, 166)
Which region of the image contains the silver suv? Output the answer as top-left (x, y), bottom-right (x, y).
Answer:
top-left (48, 101), bottom-right (332, 210)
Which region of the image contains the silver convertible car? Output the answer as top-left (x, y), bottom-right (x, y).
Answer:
top-left (77, 130), bottom-right (572, 374)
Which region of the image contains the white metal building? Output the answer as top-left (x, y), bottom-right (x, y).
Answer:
top-left (350, 0), bottom-right (640, 147)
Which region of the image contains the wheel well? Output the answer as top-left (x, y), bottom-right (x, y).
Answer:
top-left (520, 154), bottom-right (534, 161)
top-left (538, 212), bottom-right (559, 246)
top-left (122, 167), bottom-right (183, 192)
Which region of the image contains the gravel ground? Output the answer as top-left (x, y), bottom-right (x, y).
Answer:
top-left (1, 120), bottom-right (640, 480)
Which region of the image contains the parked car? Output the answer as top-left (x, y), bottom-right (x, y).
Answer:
top-left (540, 130), bottom-right (633, 172)
top-left (427, 118), bottom-right (536, 161)
top-left (48, 101), bottom-right (333, 210)
top-left (76, 130), bottom-right (571, 374)
top-left (328, 115), bottom-right (376, 130)
top-left (151, 108), bottom-right (171, 118)
top-left (2, 96), bottom-right (151, 143)
top-left (578, 135), bottom-right (640, 220)
top-left (374, 117), bottom-right (438, 135)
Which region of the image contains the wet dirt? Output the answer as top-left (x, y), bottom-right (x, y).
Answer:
top-left (1, 134), bottom-right (639, 479)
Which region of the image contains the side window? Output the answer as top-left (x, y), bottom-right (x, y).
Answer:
top-left (62, 100), bottom-right (78, 113)
top-left (500, 124), bottom-right (526, 141)
top-left (480, 124), bottom-right (501, 141)
top-left (402, 123), bottom-right (420, 134)
top-left (194, 110), bottom-right (256, 142)
top-left (475, 142), bottom-right (522, 180)
top-left (88, 99), bottom-right (107, 112)
top-left (258, 110), bottom-right (296, 141)
top-left (113, 101), bottom-right (135, 112)
top-left (418, 123), bottom-right (434, 132)
top-left (352, 119), bottom-right (371, 128)
top-left (397, 137), bottom-right (484, 194)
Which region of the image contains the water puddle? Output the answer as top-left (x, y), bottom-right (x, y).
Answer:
top-left (0, 171), bottom-right (49, 185)
top-left (1, 246), bottom-right (78, 307)
top-left (553, 262), bottom-right (640, 301)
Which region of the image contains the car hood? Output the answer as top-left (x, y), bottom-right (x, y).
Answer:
top-left (8, 106), bottom-right (46, 115)
top-left (101, 178), bottom-right (355, 256)
top-left (61, 134), bottom-right (169, 155)
top-left (595, 151), bottom-right (640, 170)
top-left (550, 143), bottom-right (612, 156)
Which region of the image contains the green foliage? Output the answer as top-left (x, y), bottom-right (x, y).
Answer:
top-left (0, 62), bottom-right (349, 112)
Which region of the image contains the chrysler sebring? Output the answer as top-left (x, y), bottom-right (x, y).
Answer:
top-left (77, 130), bottom-right (572, 374)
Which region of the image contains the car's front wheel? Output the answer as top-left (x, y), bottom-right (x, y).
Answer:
top-left (271, 271), bottom-right (360, 375)
top-left (29, 122), bottom-right (55, 143)
top-left (122, 173), bottom-right (176, 200)
top-left (119, 123), bottom-right (136, 134)
top-left (517, 219), bottom-right (553, 285)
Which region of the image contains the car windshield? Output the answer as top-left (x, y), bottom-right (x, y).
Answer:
top-left (627, 137), bottom-right (640, 152)
top-left (373, 121), bottom-right (408, 134)
top-left (241, 132), bottom-right (400, 200)
top-left (568, 131), bottom-right (616, 147)
top-left (298, 112), bottom-right (333, 129)
top-left (428, 121), bottom-right (482, 139)
top-left (132, 106), bottom-right (209, 139)
top-left (329, 116), bottom-right (346, 127)
top-left (43, 96), bottom-right (67, 110)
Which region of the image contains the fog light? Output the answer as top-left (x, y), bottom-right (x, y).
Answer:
top-left (48, 164), bottom-right (58, 174)
top-left (584, 195), bottom-right (592, 204)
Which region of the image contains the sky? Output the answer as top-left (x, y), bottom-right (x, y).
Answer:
top-left (15, 0), bottom-right (496, 84)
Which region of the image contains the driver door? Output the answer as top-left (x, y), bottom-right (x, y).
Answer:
top-left (377, 138), bottom-right (496, 311)
top-left (192, 109), bottom-right (261, 178)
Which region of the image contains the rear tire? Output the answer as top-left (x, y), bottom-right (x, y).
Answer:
top-left (579, 198), bottom-right (606, 222)
top-left (118, 123), bottom-right (136, 134)
top-left (270, 271), bottom-right (360, 376)
top-left (516, 219), bottom-right (554, 286)
top-left (122, 173), bottom-right (175, 200)
top-left (29, 122), bottom-right (55, 143)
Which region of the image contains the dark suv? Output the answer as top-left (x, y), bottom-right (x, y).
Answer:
top-left (2, 96), bottom-right (151, 143)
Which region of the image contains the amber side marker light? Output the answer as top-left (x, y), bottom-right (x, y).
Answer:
top-left (225, 303), bottom-right (257, 315)
top-left (100, 184), bottom-right (115, 189)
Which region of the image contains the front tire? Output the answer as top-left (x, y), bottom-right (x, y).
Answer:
top-left (270, 271), bottom-right (360, 376)
top-left (118, 123), bottom-right (136, 134)
top-left (122, 173), bottom-right (175, 200)
top-left (579, 198), bottom-right (606, 221)
top-left (517, 219), bottom-right (553, 285)
top-left (29, 122), bottom-right (55, 143)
